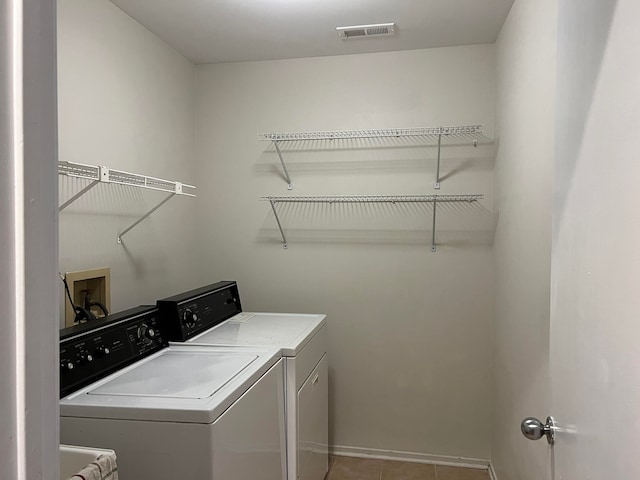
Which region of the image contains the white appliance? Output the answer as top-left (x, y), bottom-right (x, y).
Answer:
top-left (59, 306), bottom-right (286, 480)
top-left (157, 282), bottom-right (328, 480)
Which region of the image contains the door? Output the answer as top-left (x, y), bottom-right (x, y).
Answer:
top-left (550, 0), bottom-right (640, 478)
top-left (297, 354), bottom-right (328, 480)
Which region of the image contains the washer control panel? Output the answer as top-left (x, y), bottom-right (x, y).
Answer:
top-left (59, 306), bottom-right (165, 398)
top-left (157, 281), bottom-right (242, 341)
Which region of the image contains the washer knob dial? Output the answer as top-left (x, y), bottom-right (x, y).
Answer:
top-left (60, 360), bottom-right (75, 372)
top-left (95, 345), bottom-right (111, 357)
top-left (77, 352), bottom-right (94, 364)
top-left (137, 324), bottom-right (157, 345)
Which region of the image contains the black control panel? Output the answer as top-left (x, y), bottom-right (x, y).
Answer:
top-left (157, 281), bottom-right (242, 341)
top-left (59, 305), bottom-right (166, 398)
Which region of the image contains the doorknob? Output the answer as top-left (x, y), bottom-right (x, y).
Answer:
top-left (520, 416), bottom-right (555, 445)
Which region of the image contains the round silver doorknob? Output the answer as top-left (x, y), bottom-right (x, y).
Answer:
top-left (521, 416), bottom-right (555, 444)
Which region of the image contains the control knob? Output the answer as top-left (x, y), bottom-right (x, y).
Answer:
top-left (137, 324), bottom-right (157, 345)
top-left (182, 309), bottom-right (198, 328)
top-left (77, 352), bottom-right (94, 364)
top-left (60, 360), bottom-right (75, 372)
top-left (95, 345), bottom-right (111, 357)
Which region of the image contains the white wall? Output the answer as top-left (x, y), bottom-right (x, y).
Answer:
top-left (1, 0), bottom-right (59, 478)
top-left (195, 46), bottom-right (495, 459)
top-left (57, 0), bottom-right (198, 326)
top-left (492, 0), bottom-right (556, 478)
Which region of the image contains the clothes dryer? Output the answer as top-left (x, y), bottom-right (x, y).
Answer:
top-left (158, 282), bottom-right (328, 480)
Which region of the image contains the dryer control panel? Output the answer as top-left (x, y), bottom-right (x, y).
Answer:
top-left (59, 306), bottom-right (166, 398)
top-left (157, 281), bottom-right (242, 341)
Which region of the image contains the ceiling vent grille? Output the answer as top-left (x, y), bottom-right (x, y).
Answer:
top-left (336, 23), bottom-right (396, 39)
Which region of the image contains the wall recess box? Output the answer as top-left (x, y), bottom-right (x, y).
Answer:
top-left (64, 267), bottom-right (111, 327)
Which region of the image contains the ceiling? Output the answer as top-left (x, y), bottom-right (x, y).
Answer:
top-left (108, 0), bottom-right (514, 65)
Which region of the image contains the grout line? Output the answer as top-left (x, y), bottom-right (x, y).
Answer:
top-left (434, 463), bottom-right (439, 480)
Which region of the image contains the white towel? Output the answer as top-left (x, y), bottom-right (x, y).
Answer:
top-left (67, 452), bottom-right (118, 480)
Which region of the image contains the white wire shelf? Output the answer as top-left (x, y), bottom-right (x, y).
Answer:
top-left (58, 161), bottom-right (196, 244)
top-left (261, 194), bottom-right (483, 204)
top-left (257, 124), bottom-right (492, 190)
top-left (262, 194), bottom-right (484, 251)
top-left (258, 125), bottom-right (486, 141)
top-left (58, 161), bottom-right (196, 196)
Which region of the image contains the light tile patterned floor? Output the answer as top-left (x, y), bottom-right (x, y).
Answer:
top-left (326, 456), bottom-right (490, 480)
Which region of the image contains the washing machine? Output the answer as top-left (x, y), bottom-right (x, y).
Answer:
top-left (59, 305), bottom-right (286, 480)
top-left (157, 282), bottom-right (328, 480)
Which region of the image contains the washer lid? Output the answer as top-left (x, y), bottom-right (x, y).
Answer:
top-left (88, 351), bottom-right (257, 399)
top-left (60, 344), bottom-right (282, 424)
top-left (188, 312), bottom-right (326, 356)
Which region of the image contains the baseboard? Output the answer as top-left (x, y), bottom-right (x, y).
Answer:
top-left (329, 445), bottom-right (490, 471)
top-left (488, 461), bottom-right (498, 480)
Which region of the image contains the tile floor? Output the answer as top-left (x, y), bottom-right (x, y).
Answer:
top-left (326, 456), bottom-right (491, 480)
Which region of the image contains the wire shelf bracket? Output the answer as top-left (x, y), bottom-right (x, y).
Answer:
top-left (261, 194), bottom-right (483, 251)
top-left (58, 161), bottom-right (196, 244)
top-left (258, 125), bottom-right (490, 190)
top-left (116, 193), bottom-right (177, 244)
top-left (273, 141), bottom-right (293, 190)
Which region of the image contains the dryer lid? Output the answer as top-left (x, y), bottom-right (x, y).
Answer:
top-left (188, 312), bottom-right (326, 356)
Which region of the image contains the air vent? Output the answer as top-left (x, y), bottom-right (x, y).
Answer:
top-left (336, 23), bottom-right (396, 39)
